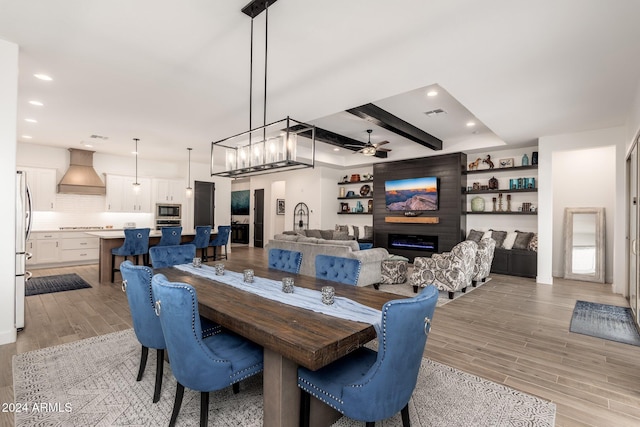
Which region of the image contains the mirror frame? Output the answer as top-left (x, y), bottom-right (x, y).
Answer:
top-left (563, 207), bottom-right (605, 283)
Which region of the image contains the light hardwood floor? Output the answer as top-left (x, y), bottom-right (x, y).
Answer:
top-left (2, 247), bottom-right (640, 426)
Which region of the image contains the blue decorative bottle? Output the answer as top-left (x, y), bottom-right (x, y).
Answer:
top-left (522, 153), bottom-right (529, 166)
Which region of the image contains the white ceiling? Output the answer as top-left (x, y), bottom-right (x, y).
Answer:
top-left (2, 0), bottom-right (640, 168)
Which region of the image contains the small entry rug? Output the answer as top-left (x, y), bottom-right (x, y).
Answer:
top-left (570, 300), bottom-right (640, 346)
top-left (26, 273), bottom-right (92, 296)
top-left (13, 329), bottom-right (556, 426)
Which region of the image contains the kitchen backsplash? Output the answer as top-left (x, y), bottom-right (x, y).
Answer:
top-left (31, 194), bottom-right (154, 230)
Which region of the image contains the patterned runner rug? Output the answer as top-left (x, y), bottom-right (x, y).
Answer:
top-left (25, 273), bottom-right (92, 296)
top-left (13, 329), bottom-right (555, 426)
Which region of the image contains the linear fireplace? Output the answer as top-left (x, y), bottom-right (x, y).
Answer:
top-left (388, 234), bottom-right (438, 252)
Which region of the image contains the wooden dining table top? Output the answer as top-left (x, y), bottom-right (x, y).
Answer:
top-left (156, 259), bottom-right (403, 371)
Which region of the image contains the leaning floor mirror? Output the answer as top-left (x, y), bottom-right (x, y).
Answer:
top-left (563, 207), bottom-right (605, 283)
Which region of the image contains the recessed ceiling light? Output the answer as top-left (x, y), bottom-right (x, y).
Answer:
top-left (34, 73), bottom-right (53, 81)
top-left (466, 121), bottom-right (476, 127)
top-left (426, 90), bottom-right (438, 97)
top-left (25, 118), bottom-right (37, 123)
top-left (22, 135), bottom-right (32, 139)
top-left (29, 100), bottom-right (44, 106)
top-left (333, 147), bottom-right (340, 151)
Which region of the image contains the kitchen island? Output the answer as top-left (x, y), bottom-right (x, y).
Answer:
top-left (87, 230), bottom-right (198, 283)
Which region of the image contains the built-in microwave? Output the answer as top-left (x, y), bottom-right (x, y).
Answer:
top-left (156, 203), bottom-right (181, 219)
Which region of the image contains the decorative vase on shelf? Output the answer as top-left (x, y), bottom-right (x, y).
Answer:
top-left (522, 153), bottom-right (529, 166)
top-left (339, 187), bottom-right (346, 198)
top-left (356, 201), bottom-right (364, 213)
top-left (488, 176), bottom-right (499, 190)
top-left (471, 196), bottom-right (485, 212)
top-left (532, 151), bottom-right (538, 165)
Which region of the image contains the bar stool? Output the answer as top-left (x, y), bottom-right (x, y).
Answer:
top-left (184, 225), bottom-right (211, 261)
top-left (156, 226), bottom-right (182, 247)
top-left (209, 225), bottom-right (231, 261)
top-left (111, 228), bottom-right (150, 283)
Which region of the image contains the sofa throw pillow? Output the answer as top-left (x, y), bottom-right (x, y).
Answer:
top-left (305, 229), bottom-right (323, 239)
top-left (466, 229), bottom-right (484, 243)
top-left (335, 224), bottom-right (349, 233)
top-left (528, 234), bottom-right (538, 252)
top-left (332, 230), bottom-right (350, 240)
top-left (513, 231), bottom-right (534, 250)
top-left (352, 225), bottom-right (359, 240)
top-left (320, 230), bottom-right (334, 240)
top-left (490, 230), bottom-right (508, 248)
top-left (482, 230), bottom-right (493, 240)
top-left (502, 232), bottom-right (517, 250)
top-left (363, 225), bottom-right (374, 240)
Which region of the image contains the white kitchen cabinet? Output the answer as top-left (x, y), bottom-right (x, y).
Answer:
top-left (21, 167), bottom-right (57, 211)
top-left (155, 178), bottom-right (185, 206)
top-left (106, 174), bottom-right (151, 212)
top-left (34, 232), bottom-right (61, 264)
top-left (28, 231), bottom-right (99, 266)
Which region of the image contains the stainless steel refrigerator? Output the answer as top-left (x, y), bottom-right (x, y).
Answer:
top-left (15, 170), bottom-right (32, 331)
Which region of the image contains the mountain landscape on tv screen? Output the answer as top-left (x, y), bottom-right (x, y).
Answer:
top-left (386, 190), bottom-right (438, 211)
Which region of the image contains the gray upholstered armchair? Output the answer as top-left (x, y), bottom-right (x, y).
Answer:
top-left (409, 240), bottom-right (478, 299)
top-left (472, 237), bottom-right (496, 286)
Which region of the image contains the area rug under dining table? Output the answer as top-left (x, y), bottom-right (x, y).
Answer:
top-left (13, 329), bottom-right (555, 426)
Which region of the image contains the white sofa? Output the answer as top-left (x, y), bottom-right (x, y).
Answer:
top-left (265, 234), bottom-right (389, 287)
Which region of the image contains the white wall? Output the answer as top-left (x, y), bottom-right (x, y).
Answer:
top-left (539, 126), bottom-right (626, 292)
top-left (0, 39), bottom-right (18, 345)
top-left (16, 143), bottom-right (231, 232)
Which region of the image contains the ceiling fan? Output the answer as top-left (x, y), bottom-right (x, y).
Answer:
top-left (350, 129), bottom-right (392, 156)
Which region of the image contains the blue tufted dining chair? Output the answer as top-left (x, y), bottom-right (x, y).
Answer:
top-left (120, 261), bottom-right (221, 403)
top-left (156, 226), bottom-right (183, 247)
top-left (209, 225), bottom-right (231, 261)
top-left (151, 274), bottom-right (264, 427)
top-left (315, 254), bottom-right (361, 286)
top-left (120, 261), bottom-right (165, 403)
top-left (111, 228), bottom-right (150, 283)
top-left (268, 248), bottom-right (303, 274)
top-left (185, 225), bottom-right (212, 261)
top-left (149, 244), bottom-right (196, 269)
top-left (298, 285), bottom-right (439, 427)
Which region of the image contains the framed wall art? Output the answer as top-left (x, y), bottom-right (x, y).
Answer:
top-left (276, 199), bottom-right (285, 215)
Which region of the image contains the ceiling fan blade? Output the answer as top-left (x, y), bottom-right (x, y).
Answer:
top-left (375, 140), bottom-right (390, 147)
top-left (377, 147), bottom-right (392, 152)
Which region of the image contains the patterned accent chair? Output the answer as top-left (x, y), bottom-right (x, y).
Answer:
top-left (151, 274), bottom-right (264, 427)
top-left (149, 244), bottom-right (196, 269)
top-left (472, 237), bottom-right (496, 286)
top-left (315, 254), bottom-right (362, 286)
top-left (409, 240), bottom-right (478, 299)
top-left (268, 248), bottom-right (303, 274)
top-left (298, 285), bottom-right (439, 426)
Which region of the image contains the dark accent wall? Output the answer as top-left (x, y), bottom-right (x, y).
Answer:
top-left (373, 152), bottom-right (467, 261)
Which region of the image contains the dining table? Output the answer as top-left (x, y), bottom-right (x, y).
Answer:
top-left (156, 258), bottom-right (403, 427)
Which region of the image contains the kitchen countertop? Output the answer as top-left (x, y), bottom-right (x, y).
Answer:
top-left (86, 229), bottom-right (196, 239)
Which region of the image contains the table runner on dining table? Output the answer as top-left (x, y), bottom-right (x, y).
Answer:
top-left (173, 263), bottom-right (382, 333)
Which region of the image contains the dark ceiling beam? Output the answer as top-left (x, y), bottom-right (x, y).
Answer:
top-left (241, 0), bottom-right (279, 18)
top-left (346, 103), bottom-right (443, 151)
top-left (290, 125), bottom-right (388, 159)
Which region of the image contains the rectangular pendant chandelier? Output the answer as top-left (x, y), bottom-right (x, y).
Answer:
top-left (210, 116), bottom-right (315, 178)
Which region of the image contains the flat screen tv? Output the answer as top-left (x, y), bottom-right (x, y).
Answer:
top-left (384, 176), bottom-right (438, 211)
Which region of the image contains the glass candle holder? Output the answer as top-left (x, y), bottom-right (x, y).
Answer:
top-left (321, 286), bottom-right (335, 305)
top-left (214, 263), bottom-right (225, 275)
top-left (192, 257), bottom-right (202, 268)
top-left (243, 269), bottom-right (254, 283)
top-left (282, 277), bottom-right (295, 293)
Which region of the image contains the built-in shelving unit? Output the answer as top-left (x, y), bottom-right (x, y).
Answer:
top-left (337, 178), bottom-right (373, 214)
top-left (465, 164), bottom-right (538, 215)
